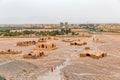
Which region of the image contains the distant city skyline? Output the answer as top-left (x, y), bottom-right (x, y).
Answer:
top-left (0, 0), bottom-right (120, 24)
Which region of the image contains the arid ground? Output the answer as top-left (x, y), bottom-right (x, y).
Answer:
top-left (0, 34), bottom-right (120, 80)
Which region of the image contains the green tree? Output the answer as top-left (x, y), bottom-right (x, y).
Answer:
top-left (60, 28), bottom-right (65, 35)
top-left (65, 28), bottom-right (71, 34)
top-left (49, 30), bottom-right (60, 36)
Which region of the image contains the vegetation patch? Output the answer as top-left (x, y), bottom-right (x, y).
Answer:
top-left (0, 74), bottom-right (6, 79)
top-left (22, 69), bottom-right (27, 73)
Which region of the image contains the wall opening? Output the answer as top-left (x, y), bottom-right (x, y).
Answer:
top-left (52, 44), bottom-right (54, 48)
top-left (75, 42), bottom-right (77, 45)
top-left (102, 54), bottom-right (105, 57)
top-left (28, 53), bottom-right (32, 55)
top-left (41, 44), bottom-right (44, 48)
top-left (86, 53), bottom-right (90, 56)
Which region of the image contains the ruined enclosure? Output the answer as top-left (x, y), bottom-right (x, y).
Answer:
top-left (0, 49), bottom-right (22, 54)
top-left (84, 47), bottom-right (90, 50)
top-left (38, 37), bottom-right (48, 42)
top-left (16, 40), bottom-right (36, 46)
top-left (35, 42), bottom-right (57, 51)
top-left (93, 37), bottom-right (105, 43)
top-left (78, 32), bottom-right (90, 37)
top-left (38, 38), bottom-right (46, 42)
top-left (38, 36), bottom-right (58, 42)
top-left (70, 41), bottom-right (87, 46)
top-left (71, 29), bottom-right (91, 37)
top-left (62, 38), bottom-right (74, 42)
top-left (52, 37), bottom-right (59, 40)
top-left (80, 50), bottom-right (107, 59)
top-left (23, 51), bottom-right (46, 59)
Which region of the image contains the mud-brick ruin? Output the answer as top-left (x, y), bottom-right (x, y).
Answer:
top-left (52, 37), bottom-right (59, 40)
top-left (0, 49), bottom-right (22, 54)
top-left (93, 37), bottom-right (105, 43)
top-left (84, 47), bottom-right (90, 50)
top-left (47, 36), bottom-right (58, 40)
top-left (38, 37), bottom-right (47, 42)
top-left (62, 38), bottom-right (74, 42)
top-left (38, 36), bottom-right (58, 42)
top-left (35, 42), bottom-right (57, 51)
top-left (23, 51), bottom-right (46, 59)
top-left (16, 40), bottom-right (36, 46)
top-left (80, 49), bottom-right (107, 59)
top-left (38, 36), bottom-right (52, 42)
top-left (70, 41), bottom-right (87, 46)
top-left (71, 29), bottom-right (91, 37)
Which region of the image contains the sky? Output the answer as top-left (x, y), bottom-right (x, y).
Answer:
top-left (0, 0), bottom-right (120, 24)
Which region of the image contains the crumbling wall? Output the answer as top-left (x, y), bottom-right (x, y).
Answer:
top-left (0, 49), bottom-right (22, 54)
top-left (23, 51), bottom-right (46, 59)
top-left (35, 43), bottom-right (57, 51)
top-left (16, 41), bottom-right (36, 46)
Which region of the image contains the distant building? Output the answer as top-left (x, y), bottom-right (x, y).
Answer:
top-left (24, 24), bottom-right (43, 28)
top-left (60, 22), bottom-right (64, 28)
top-left (10, 29), bottom-right (61, 33)
top-left (60, 22), bottom-right (69, 28)
top-left (71, 29), bottom-right (90, 37)
top-left (97, 24), bottom-right (120, 32)
top-left (0, 24), bottom-right (24, 27)
top-left (65, 22), bottom-right (68, 28)
top-left (24, 24), bottom-right (58, 28)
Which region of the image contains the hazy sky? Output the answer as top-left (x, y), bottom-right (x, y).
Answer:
top-left (0, 0), bottom-right (120, 24)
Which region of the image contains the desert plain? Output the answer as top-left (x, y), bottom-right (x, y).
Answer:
top-left (0, 33), bottom-right (120, 80)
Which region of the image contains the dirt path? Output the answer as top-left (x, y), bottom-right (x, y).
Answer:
top-left (37, 56), bottom-right (71, 80)
top-left (0, 60), bottom-right (13, 66)
top-left (37, 49), bottom-right (79, 80)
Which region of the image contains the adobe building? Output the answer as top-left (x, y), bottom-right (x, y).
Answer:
top-left (70, 41), bottom-right (87, 46)
top-left (92, 37), bottom-right (105, 43)
top-left (38, 36), bottom-right (58, 42)
top-left (51, 36), bottom-right (59, 40)
top-left (71, 29), bottom-right (90, 37)
top-left (62, 38), bottom-right (74, 42)
top-left (16, 41), bottom-right (36, 46)
top-left (0, 49), bottom-right (22, 54)
top-left (84, 47), bottom-right (90, 50)
top-left (38, 37), bottom-right (47, 42)
top-left (23, 51), bottom-right (46, 59)
top-left (80, 50), bottom-right (107, 59)
top-left (35, 42), bottom-right (57, 51)
top-left (38, 36), bottom-right (52, 42)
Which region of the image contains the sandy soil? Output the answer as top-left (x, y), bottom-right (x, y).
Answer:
top-left (61, 34), bottom-right (120, 80)
top-left (0, 34), bottom-right (120, 80)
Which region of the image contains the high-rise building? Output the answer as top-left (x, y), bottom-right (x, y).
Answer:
top-left (60, 22), bottom-right (64, 27)
top-left (60, 22), bottom-right (69, 28)
top-left (65, 22), bottom-right (68, 28)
